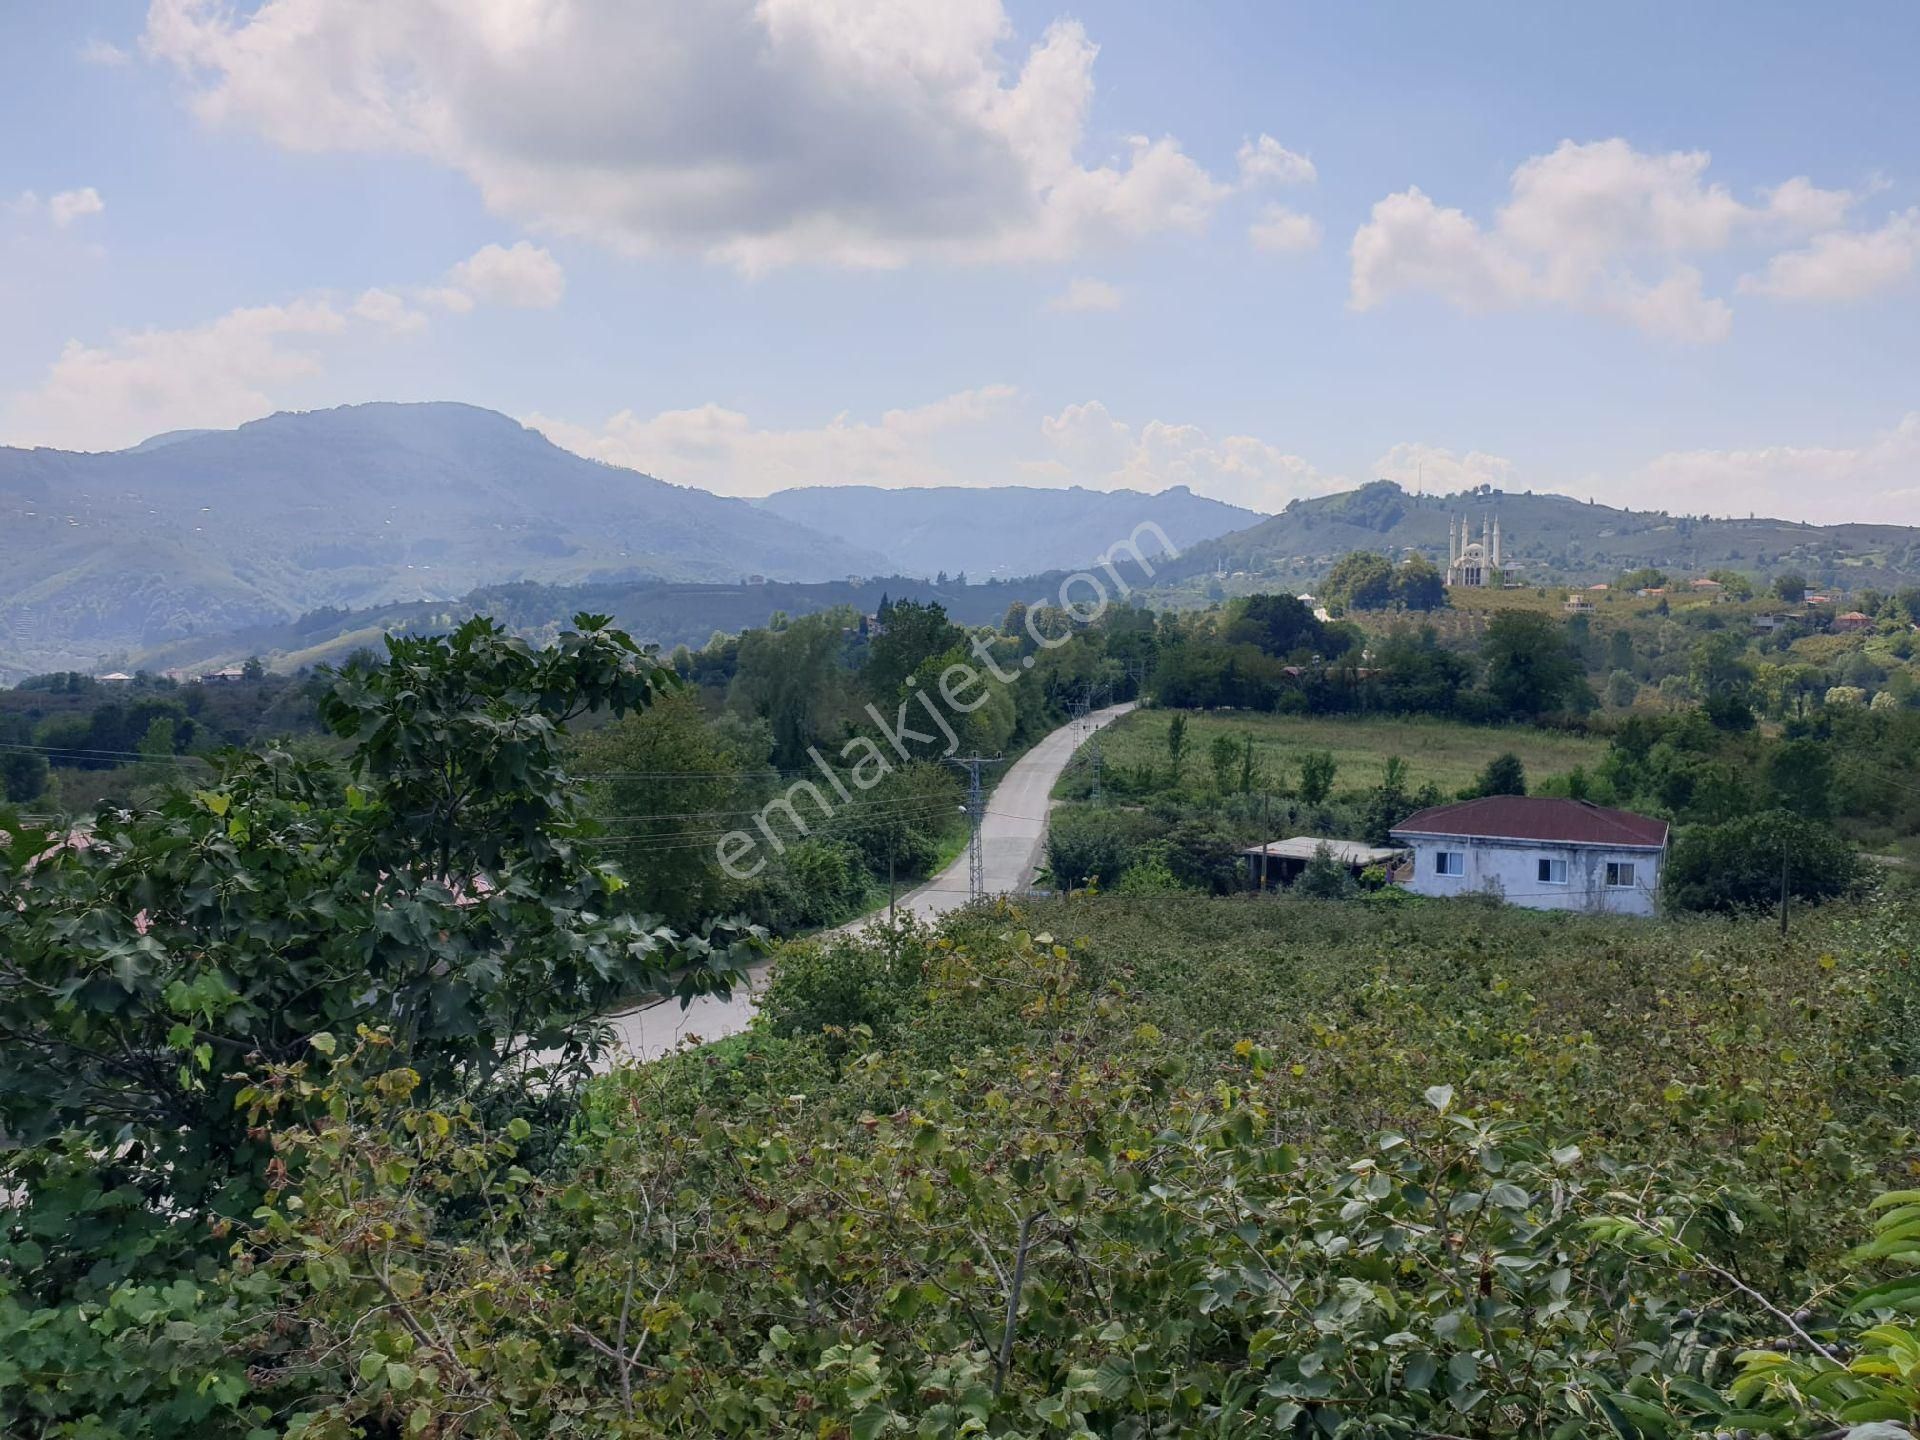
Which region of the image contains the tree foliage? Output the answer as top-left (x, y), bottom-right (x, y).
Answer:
top-left (0, 615), bottom-right (758, 1427)
top-left (1482, 610), bottom-right (1585, 718)
top-left (1663, 809), bottom-right (1864, 913)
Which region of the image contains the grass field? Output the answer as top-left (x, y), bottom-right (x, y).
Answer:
top-left (1064, 706), bottom-right (1609, 799)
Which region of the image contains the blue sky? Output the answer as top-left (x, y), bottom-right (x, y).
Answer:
top-left (3, 2), bottom-right (1918, 522)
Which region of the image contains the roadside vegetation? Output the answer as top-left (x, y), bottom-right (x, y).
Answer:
top-left (9, 547), bottom-right (1920, 1438)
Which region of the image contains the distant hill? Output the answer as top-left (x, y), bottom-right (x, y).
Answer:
top-left (1149, 480), bottom-right (1920, 596)
top-left (0, 403), bottom-right (885, 679)
top-left (754, 483), bottom-right (1260, 579)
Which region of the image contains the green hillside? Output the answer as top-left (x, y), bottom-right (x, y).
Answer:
top-left (1147, 479), bottom-right (1920, 598)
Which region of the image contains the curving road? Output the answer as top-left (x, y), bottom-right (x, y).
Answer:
top-left (599, 701), bottom-right (1136, 1065)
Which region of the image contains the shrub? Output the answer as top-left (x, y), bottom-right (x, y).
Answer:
top-left (1296, 841), bottom-right (1354, 898)
top-left (759, 928), bottom-right (924, 1051)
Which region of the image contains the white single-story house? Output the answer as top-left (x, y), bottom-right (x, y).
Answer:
top-left (1390, 796), bottom-right (1668, 916)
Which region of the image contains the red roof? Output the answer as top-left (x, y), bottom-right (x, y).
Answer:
top-left (1391, 796), bottom-right (1668, 849)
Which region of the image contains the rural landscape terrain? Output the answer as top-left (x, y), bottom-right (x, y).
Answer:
top-left (6, 3), bottom-right (1920, 1438)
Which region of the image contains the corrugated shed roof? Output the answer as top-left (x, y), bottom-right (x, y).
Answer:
top-left (1240, 837), bottom-right (1405, 865)
top-left (1391, 796), bottom-right (1668, 849)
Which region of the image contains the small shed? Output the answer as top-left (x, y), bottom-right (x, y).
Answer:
top-left (1241, 836), bottom-right (1406, 890)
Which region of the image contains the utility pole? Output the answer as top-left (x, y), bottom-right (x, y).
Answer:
top-left (1083, 679), bottom-right (1110, 804)
top-left (1778, 847), bottom-right (1791, 937)
top-left (950, 754), bottom-right (999, 900)
top-left (1261, 791), bottom-right (1272, 892)
top-left (888, 830), bottom-right (896, 922)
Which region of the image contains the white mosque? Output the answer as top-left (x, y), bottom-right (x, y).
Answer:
top-left (1446, 514), bottom-right (1503, 588)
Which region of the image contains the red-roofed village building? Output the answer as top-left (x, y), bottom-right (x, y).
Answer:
top-left (1389, 796), bottom-right (1669, 916)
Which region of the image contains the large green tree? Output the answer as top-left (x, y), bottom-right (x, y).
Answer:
top-left (1392, 553), bottom-right (1447, 610)
top-left (0, 614), bottom-right (754, 1306)
top-left (1482, 610), bottom-right (1584, 718)
top-left (864, 599), bottom-right (963, 702)
top-left (1663, 809), bottom-right (1860, 912)
top-left (573, 688), bottom-right (748, 927)
top-left (1322, 551), bottom-right (1395, 613)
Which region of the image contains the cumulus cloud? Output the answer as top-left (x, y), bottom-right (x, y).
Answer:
top-left (49, 188), bottom-right (106, 226)
top-left (1350, 138), bottom-right (1864, 340)
top-left (4, 301), bottom-right (347, 450)
top-left (447, 240), bottom-right (566, 308)
top-left (11, 187), bottom-right (106, 228)
top-left (1248, 203), bottom-right (1320, 254)
top-left (79, 38), bottom-right (132, 66)
top-left (3, 241), bottom-right (557, 449)
top-left (527, 386), bottom-right (1021, 495)
top-left (144, 0), bottom-right (1231, 271)
top-left (525, 390), bottom-right (1339, 510)
top-left (1620, 413), bottom-right (1920, 524)
top-left (1739, 208), bottom-right (1920, 302)
top-left (1237, 134), bottom-right (1316, 187)
top-left (1372, 442), bottom-right (1518, 493)
top-left (1047, 276), bottom-right (1122, 311)
top-left (1040, 399), bottom-right (1340, 510)
top-left (350, 287), bottom-right (430, 334)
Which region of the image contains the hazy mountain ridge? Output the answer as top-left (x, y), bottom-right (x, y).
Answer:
top-left (754, 483), bottom-right (1261, 579)
top-left (0, 402), bottom-right (887, 678)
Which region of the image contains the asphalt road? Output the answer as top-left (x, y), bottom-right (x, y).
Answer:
top-left (599, 700), bottom-right (1137, 1065)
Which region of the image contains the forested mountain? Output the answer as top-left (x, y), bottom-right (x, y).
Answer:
top-left (0, 402), bottom-right (885, 679)
top-left (1151, 479), bottom-right (1920, 594)
top-left (754, 483), bottom-right (1260, 578)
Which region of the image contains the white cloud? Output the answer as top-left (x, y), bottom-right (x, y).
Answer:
top-left (1237, 134), bottom-right (1316, 187)
top-left (446, 240), bottom-right (566, 308)
top-left (4, 301), bottom-right (347, 450)
top-left (48, 188), bottom-right (106, 227)
top-left (145, 0), bottom-right (1232, 272)
top-left (1041, 399), bottom-right (1340, 510)
top-left (11, 187), bottom-right (106, 228)
top-left (350, 287), bottom-right (429, 334)
top-left (1372, 442), bottom-right (1518, 493)
top-left (79, 38), bottom-right (132, 66)
top-left (527, 386), bottom-right (1021, 495)
top-left (1047, 276), bottom-right (1122, 312)
top-left (1739, 208), bottom-right (1920, 301)
top-left (1350, 138), bottom-right (1863, 340)
top-left (526, 390), bottom-right (1337, 510)
top-left (1614, 266), bottom-right (1732, 344)
top-left (2, 242), bottom-right (556, 448)
top-left (1248, 203), bottom-right (1320, 254)
top-left (1760, 176), bottom-right (1855, 235)
top-left (1350, 186), bottom-right (1534, 313)
top-left (1622, 412), bottom-right (1920, 524)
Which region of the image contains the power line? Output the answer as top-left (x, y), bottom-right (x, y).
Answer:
top-left (0, 740), bottom-right (212, 767)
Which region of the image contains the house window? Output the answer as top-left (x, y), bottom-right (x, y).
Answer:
top-left (1434, 850), bottom-right (1465, 877)
top-left (1537, 857), bottom-right (1568, 885)
top-left (1606, 861), bottom-right (1638, 888)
